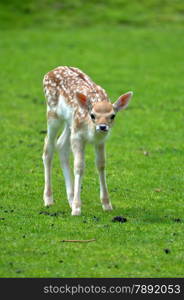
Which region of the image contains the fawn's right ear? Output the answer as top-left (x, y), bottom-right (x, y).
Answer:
top-left (113, 91), bottom-right (133, 112)
top-left (76, 92), bottom-right (88, 108)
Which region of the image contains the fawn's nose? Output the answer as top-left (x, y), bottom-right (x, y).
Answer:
top-left (99, 124), bottom-right (109, 132)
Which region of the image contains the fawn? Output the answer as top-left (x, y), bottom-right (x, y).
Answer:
top-left (42, 66), bottom-right (133, 215)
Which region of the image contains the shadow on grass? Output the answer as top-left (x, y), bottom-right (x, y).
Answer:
top-left (116, 206), bottom-right (183, 224)
top-left (37, 205), bottom-right (183, 225)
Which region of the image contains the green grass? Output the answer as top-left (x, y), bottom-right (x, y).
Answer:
top-left (0, 1), bottom-right (184, 278)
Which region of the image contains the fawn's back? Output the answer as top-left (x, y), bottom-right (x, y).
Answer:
top-left (43, 66), bottom-right (110, 124)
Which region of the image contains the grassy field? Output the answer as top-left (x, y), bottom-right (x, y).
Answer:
top-left (0, 1), bottom-right (184, 278)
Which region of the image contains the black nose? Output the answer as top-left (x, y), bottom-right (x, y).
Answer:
top-left (99, 125), bottom-right (107, 131)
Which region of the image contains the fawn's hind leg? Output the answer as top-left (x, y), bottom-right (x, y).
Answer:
top-left (42, 118), bottom-right (61, 206)
top-left (56, 125), bottom-right (74, 207)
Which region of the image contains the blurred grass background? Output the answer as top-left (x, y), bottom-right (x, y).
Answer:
top-left (1, 0), bottom-right (184, 30)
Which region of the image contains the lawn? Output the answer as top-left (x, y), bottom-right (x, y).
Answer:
top-left (0, 1), bottom-right (184, 278)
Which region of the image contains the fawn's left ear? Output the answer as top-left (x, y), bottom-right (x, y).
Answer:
top-left (76, 92), bottom-right (93, 111)
top-left (76, 92), bottom-right (88, 107)
top-left (113, 91), bottom-right (133, 112)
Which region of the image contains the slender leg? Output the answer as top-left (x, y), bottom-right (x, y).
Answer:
top-left (95, 143), bottom-right (112, 211)
top-left (42, 118), bottom-right (61, 206)
top-left (71, 137), bottom-right (85, 216)
top-left (56, 125), bottom-right (74, 207)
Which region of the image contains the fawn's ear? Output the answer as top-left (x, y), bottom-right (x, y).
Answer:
top-left (113, 91), bottom-right (133, 112)
top-left (76, 92), bottom-right (88, 108)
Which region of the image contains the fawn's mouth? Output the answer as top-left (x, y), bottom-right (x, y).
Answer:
top-left (96, 124), bottom-right (109, 133)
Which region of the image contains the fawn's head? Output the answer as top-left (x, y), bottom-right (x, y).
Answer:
top-left (76, 91), bottom-right (133, 133)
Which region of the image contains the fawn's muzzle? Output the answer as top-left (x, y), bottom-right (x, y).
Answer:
top-left (96, 124), bottom-right (109, 132)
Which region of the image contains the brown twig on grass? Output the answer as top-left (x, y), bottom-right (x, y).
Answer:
top-left (61, 239), bottom-right (96, 243)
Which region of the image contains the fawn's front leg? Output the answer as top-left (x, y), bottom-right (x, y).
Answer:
top-left (71, 137), bottom-right (85, 216)
top-left (95, 143), bottom-right (112, 211)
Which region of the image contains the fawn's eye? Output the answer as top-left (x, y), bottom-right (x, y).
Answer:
top-left (90, 113), bottom-right (95, 120)
top-left (110, 114), bottom-right (115, 120)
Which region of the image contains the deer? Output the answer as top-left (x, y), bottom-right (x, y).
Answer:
top-left (42, 66), bottom-right (133, 216)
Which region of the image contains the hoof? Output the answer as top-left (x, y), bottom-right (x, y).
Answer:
top-left (102, 203), bottom-right (113, 211)
top-left (68, 200), bottom-right (73, 209)
top-left (44, 196), bottom-right (54, 207)
top-left (71, 207), bottom-right (81, 216)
